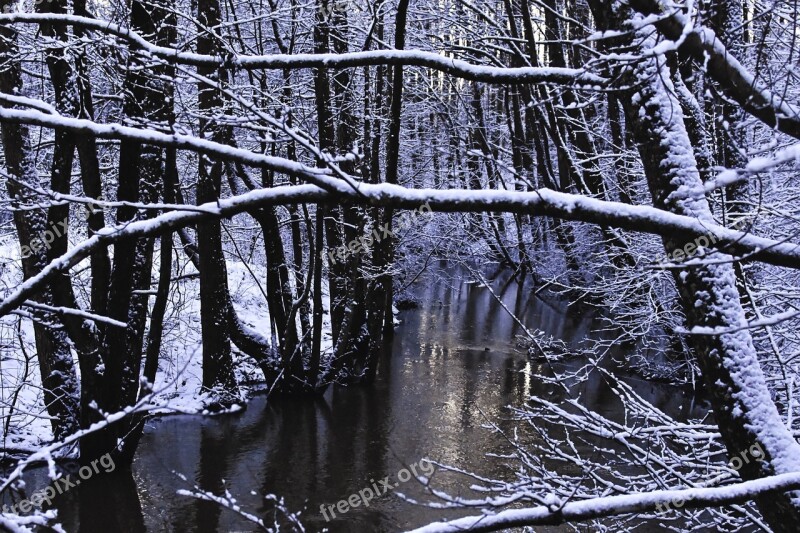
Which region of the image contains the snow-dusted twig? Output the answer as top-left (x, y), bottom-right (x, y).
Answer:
top-left (0, 13), bottom-right (605, 85)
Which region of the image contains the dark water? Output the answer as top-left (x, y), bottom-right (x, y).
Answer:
top-left (21, 270), bottom-right (705, 532)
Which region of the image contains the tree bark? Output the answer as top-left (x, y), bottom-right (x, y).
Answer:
top-left (196, 0), bottom-right (240, 403)
top-left (0, 2), bottom-right (80, 440)
top-left (590, 2), bottom-right (800, 527)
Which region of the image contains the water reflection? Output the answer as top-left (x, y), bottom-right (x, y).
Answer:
top-left (32, 268), bottom-right (704, 532)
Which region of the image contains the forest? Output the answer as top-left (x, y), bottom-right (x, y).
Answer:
top-left (1, 0), bottom-right (800, 530)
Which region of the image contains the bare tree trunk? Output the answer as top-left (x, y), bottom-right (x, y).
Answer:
top-left (309, 206), bottom-right (325, 387)
top-left (80, 0), bottom-right (177, 464)
top-left (330, 3), bottom-right (372, 379)
top-left (313, 0), bottom-right (348, 345)
top-left (73, 0), bottom-right (110, 316)
top-left (33, 0), bottom-right (110, 460)
top-left (143, 147), bottom-right (178, 388)
top-left (196, 0), bottom-right (239, 403)
top-left (362, 10), bottom-right (390, 381)
top-left (357, 0), bottom-right (411, 381)
top-left (36, 0), bottom-right (103, 354)
top-left (172, 169), bottom-right (279, 385)
top-left (0, 3), bottom-right (80, 440)
top-left (707, 0), bottom-right (754, 312)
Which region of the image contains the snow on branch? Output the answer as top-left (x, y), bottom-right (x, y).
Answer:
top-left (19, 301), bottom-right (127, 328)
top-left (0, 13), bottom-right (605, 86)
top-left (3, 183), bottom-right (800, 319)
top-left (409, 470), bottom-right (800, 532)
top-left (704, 143), bottom-right (800, 192)
top-left (632, 0), bottom-right (800, 140)
top-left (0, 103), bottom-right (344, 193)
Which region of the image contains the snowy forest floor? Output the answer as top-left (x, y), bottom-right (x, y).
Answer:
top-left (0, 236), bottom-right (335, 457)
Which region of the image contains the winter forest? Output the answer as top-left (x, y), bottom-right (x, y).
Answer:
top-left (2, 0), bottom-right (800, 530)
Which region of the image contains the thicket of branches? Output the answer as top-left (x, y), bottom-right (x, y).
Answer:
top-left (2, 0), bottom-right (800, 530)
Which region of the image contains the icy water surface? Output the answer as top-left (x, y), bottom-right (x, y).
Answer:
top-left (31, 269), bottom-right (706, 532)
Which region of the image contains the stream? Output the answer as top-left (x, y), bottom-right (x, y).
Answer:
top-left (21, 268), bottom-right (706, 532)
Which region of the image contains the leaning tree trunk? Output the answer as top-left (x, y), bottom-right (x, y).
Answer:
top-left (591, 2), bottom-right (800, 527)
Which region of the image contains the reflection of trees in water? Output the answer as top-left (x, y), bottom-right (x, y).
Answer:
top-left (77, 470), bottom-right (145, 533)
top-left (190, 422), bottom-right (232, 533)
top-left (57, 273), bottom-right (706, 531)
top-left (253, 383), bottom-right (394, 530)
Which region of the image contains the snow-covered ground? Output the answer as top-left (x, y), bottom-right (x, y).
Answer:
top-left (0, 236), bottom-right (333, 455)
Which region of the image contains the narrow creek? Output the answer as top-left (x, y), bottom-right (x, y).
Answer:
top-left (27, 269), bottom-right (706, 532)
